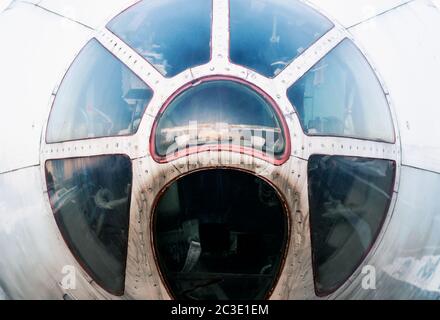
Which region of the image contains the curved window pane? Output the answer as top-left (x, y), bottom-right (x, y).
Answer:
top-left (107, 0), bottom-right (211, 77)
top-left (154, 80), bottom-right (286, 160)
top-left (46, 39), bottom-right (153, 143)
top-left (308, 155), bottom-right (395, 295)
top-left (155, 169), bottom-right (288, 300)
top-left (287, 39), bottom-right (395, 142)
top-left (45, 155), bottom-right (132, 295)
top-left (230, 0), bottom-right (333, 77)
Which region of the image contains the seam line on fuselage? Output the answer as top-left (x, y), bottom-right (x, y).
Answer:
top-left (347, 0), bottom-right (415, 29)
top-left (0, 164), bottom-right (39, 176)
top-left (18, 0), bottom-right (95, 30)
top-left (401, 164), bottom-right (440, 176)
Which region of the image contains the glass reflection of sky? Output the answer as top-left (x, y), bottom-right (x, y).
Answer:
top-left (155, 80), bottom-right (286, 157)
top-left (230, 0), bottom-right (333, 77)
top-left (107, 0), bottom-right (211, 77)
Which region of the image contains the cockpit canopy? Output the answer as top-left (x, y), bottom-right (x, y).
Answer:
top-left (153, 79), bottom-right (287, 162)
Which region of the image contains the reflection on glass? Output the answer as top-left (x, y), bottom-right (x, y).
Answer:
top-left (308, 155), bottom-right (395, 295)
top-left (288, 39), bottom-right (395, 142)
top-left (107, 0), bottom-right (211, 77)
top-left (45, 155), bottom-right (132, 295)
top-left (46, 39), bottom-right (153, 143)
top-left (155, 169), bottom-right (287, 300)
top-left (230, 0), bottom-right (333, 77)
top-left (155, 80), bottom-right (286, 159)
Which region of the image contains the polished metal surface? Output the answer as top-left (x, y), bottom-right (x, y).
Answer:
top-left (307, 0), bottom-right (414, 27)
top-left (343, 166), bottom-right (440, 299)
top-left (0, 1), bottom-right (92, 174)
top-left (349, 0), bottom-right (440, 174)
top-left (0, 0), bottom-right (439, 300)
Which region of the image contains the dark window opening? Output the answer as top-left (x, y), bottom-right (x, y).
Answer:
top-left (45, 155), bottom-right (132, 295)
top-left (154, 170), bottom-right (288, 300)
top-left (308, 155), bottom-right (395, 295)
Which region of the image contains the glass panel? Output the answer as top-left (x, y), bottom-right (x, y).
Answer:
top-left (287, 39), bottom-right (395, 142)
top-left (46, 39), bottom-right (153, 143)
top-left (308, 155), bottom-right (395, 295)
top-left (45, 155), bottom-right (132, 295)
top-left (230, 0), bottom-right (333, 77)
top-left (155, 80), bottom-right (286, 159)
top-left (107, 0), bottom-right (212, 78)
top-left (154, 169), bottom-right (287, 300)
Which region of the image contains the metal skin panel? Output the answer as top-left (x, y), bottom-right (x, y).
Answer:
top-left (0, 0), bottom-right (13, 12)
top-left (342, 166), bottom-right (440, 299)
top-left (307, 0), bottom-right (413, 28)
top-left (349, 0), bottom-right (440, 174)
top-left (0, 0), bottom-right (438, 300)
top-left (0, 166), bottom-right (112, 300)
top-left (0, 2), bottom-right (93, 174)
top-left (37, 0), bottom-right (138, 29)
top-left (0, 286), bottom-right (7, 300)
